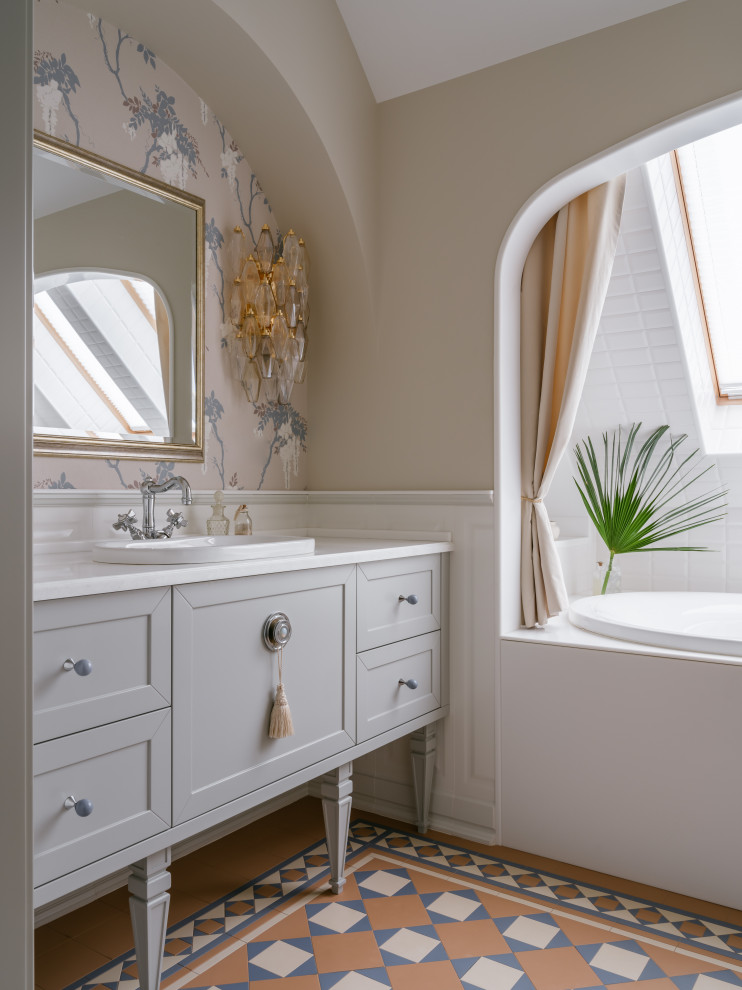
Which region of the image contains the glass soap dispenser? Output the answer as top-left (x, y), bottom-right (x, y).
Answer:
top-left (206, 491), bottom-right (230, 535)
top-left (234, 503), bottom-right (252, 535)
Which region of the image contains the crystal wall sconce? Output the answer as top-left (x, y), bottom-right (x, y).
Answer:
top-left (226, 224), bottom-right (309, 404)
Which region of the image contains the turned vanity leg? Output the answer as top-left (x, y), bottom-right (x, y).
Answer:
top-left (410, 724), bottom-right (436, 833)
top-left (321, 762), bottom-right (353, 894)
top-left (128, 849), bottom-right (171, 990)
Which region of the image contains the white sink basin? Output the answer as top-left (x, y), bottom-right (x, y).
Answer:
top-left (93, 535), bottom-right (315, 565)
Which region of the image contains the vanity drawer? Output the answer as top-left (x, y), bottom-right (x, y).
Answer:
top-left (357, 631), bottom-right (440, 742)
top-left (357, 554), bottom-right (440, 651)
top-left (33, 588), bottom-right (171, 742)
top-left (33, 709), bottom-right (171, 887)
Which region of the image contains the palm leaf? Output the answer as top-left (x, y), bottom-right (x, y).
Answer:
top-left (573, 423), bottom-right (727, 593)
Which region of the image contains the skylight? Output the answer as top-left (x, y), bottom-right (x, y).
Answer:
top-left (675, 123), bottom-right (742, 400)
top-left (32, 272), bottom-right (170, 439)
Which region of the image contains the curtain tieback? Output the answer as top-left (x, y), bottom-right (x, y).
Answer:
top-left (521, 495), bottom-right (543, 504)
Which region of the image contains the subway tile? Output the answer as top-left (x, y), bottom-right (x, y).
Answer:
top-left (633, 270), bottom-right (666, 292)
top-left (604, 329), bottom-right (649, 351)
top-left (623, 229), bottom-right (658, 254)
top-left (611, 253), bottom-right (631, 276)
top-left (636, 288), bottom-right (670, 311)
top-left (621, 396), bottom-right (665, 417)
top-left (608, 347), bottom-right (652, 368)
top-left (618, 380), bottom-right (660, 399)
top-left (606, 273), bottom-right (637, 297)
top-left (649, 345), bottom-right (682, 364)
top-left (600, 312), bottom-right (644, 333)
top-left (585, 366), bottom-right (617, 385)
top-left (646, 328), bottom-right (678, 347)
top-left (641, 308), bottom-right (675, 329)
top-left (613, 364), bottom-right (658, 384)
top-left (658, 379), bottom-right (688, 397)
top-left (627, 249), bottom-right (663, 274)
top-left (654, 362), bottom-right (686, 381)
top-left (589, 351), bottom-right (613, 370)
top-left (602, 294), bottom-right (642, 317)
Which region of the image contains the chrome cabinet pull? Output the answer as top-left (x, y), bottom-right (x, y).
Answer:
top-left (63, 658), bottom-right (93, 676)
top-left (398, 594), bottom-right (419, 605)
top-left (64, 795), bottom-right (94, 817)
top-left (398, 678), bottom-right (418, 690)
top-left (263, 612), bottom-right (292, 651)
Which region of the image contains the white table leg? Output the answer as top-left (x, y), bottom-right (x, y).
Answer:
top-left (321, 762), bottom-right (353, 894)
top-left (128, 848), bottom-right (171, 990)
top-left (410, 724), bottom-right (436, 833)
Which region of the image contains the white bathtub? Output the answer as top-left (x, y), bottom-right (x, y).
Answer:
top-left (569, 591), bottom-right (742, 657)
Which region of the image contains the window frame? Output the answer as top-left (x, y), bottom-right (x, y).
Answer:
top-left (671, 148), bottom-right (741, 405)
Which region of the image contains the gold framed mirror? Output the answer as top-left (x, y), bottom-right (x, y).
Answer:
top-left (32, 130), bottom-right (205, 461)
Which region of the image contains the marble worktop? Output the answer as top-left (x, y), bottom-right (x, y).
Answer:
top-left (33, 534), bottom-right (454, 601)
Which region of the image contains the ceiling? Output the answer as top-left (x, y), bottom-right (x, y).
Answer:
top-left (335, 0), bottom-right (689, 103)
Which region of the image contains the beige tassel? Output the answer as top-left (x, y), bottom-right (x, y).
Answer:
top-left (269, 646), bottom-right (294, 738)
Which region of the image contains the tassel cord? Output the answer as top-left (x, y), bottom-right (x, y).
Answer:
top-left (269, 643), bottom-right (295, 738)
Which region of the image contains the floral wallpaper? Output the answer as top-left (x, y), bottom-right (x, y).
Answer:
top-left (32, 0), bottom-right (308, 491)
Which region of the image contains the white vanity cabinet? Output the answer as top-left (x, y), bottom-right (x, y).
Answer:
top-left (32, 539), bottom-right (450, 990)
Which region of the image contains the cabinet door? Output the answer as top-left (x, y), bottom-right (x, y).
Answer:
top-left (172, 566), bottom-right (356, 824)
top-left (34, 588), bottom-right (171, 743)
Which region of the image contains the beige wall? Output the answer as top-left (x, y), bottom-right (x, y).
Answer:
top-left (64, 0), bottom-right (742, 491)
top-left (358, 0), bottom-right (742, 491)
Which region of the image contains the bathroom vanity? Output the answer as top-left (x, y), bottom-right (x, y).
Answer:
top-left (32, 536), bottom-right (451, 989)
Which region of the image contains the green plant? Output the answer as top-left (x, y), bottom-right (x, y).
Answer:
top-left (573, 423), bottom-right (727, 594)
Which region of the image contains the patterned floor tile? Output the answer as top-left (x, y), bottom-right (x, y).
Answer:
top-left (306, 901), bottom-right (371, 936)
top-left (421, 889), bottom-right (491, 924)
top-left (61, 819), bottom-right (742, 990)
top-left (355, 869), bottom-right (415, 899)
top-left (247, 936), bottom-right (317, 980)
top-left (451, 953), bottom-right (537, 990)
top-left (318, 969), bottom-right (391, 989)
top-left (579, 941), bottom-right (667, 983)
top-left (433, 918), bottom-right (511, 958)
top-left (375, 925), bottom-right (448, 965)
top-left (494, 913), bottom-right (573, 953)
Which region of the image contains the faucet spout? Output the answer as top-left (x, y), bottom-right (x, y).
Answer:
top-left (140, 475), bottom-right (192, 538)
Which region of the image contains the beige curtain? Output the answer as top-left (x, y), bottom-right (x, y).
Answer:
top-left (520, 176), bottom-right (626, 628)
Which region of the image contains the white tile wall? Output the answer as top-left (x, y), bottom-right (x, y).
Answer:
top-left (549, 165), bottom-right (741, 593)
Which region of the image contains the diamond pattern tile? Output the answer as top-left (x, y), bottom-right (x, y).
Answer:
top-left (61, 820), bottom-right (742, 990)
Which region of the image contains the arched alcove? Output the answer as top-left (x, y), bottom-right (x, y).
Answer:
top-left (493, 90), bottom-right (742, 640)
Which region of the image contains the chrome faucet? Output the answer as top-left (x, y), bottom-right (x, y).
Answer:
top-left (112, 475), bottom-right (192, 540)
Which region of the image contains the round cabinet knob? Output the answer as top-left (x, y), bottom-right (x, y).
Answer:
top-left (398, 678), bottom-right (419, 690)
top-left (398, 594), bottom-right (419, 605)
top-left (64, 796), bottom-right (94, 817)
top-left (263, 612), bottom-right (292, 651)
top-left (63, 658), bottom-right (93, 676)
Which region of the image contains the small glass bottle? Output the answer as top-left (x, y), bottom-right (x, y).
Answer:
top-left (234, 503), bottom-right (253, 535)
top-left (593, 558), bottom-right (621, 595)
top-left (206, 491), bottom-right (230, 535)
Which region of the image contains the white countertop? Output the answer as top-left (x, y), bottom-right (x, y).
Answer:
top-left (33, 535), bottom-right (454, 601)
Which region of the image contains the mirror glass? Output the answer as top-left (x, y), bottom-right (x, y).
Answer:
top-left (32, 132), bottom-right (204, 460)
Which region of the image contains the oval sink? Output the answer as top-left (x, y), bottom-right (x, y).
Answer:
top-left (93, 535), bottom-right (315, 565)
